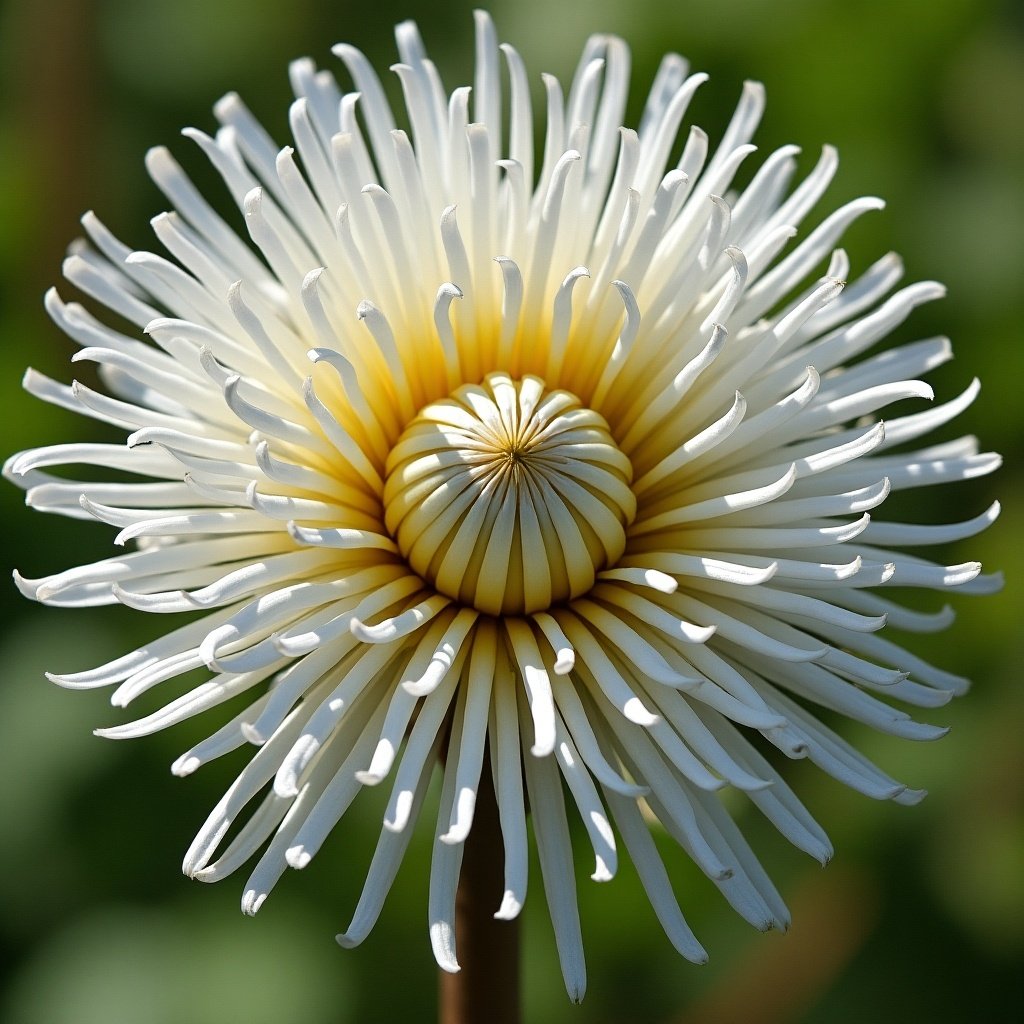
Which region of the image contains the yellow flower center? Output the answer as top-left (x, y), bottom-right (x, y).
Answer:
top-left (383, 372), bottom-right (637, 615)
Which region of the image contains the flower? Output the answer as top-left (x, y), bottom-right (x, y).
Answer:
top-left (6, 10), bottom-right (1001, 1001)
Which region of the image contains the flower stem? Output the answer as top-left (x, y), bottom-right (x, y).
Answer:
top-left (438, 763), bottom-right (521, 1024)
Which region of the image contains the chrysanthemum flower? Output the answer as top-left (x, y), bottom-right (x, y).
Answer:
top-left (7, 11), bottom-right (1001, 1000)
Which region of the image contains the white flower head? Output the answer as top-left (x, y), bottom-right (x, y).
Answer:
top-left (6, 11), bottom-right (1001, 1000)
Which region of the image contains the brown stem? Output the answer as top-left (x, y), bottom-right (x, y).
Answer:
top-left (438, 765), bottom-right (521, 1024)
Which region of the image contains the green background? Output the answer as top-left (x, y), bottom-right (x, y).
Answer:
top-left (0, 0), bottom-right (1020, 1021)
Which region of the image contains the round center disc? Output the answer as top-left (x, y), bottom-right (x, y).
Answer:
top-left (383, 372), bottom-right (636, 615)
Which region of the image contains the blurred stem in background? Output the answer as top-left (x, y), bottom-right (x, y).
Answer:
top-left (10, 0), bottom-right (99, 307)
top-left (679, 865), bottom-right (879, 1024)
top-left (439, 766), bottom-right (521, 1024)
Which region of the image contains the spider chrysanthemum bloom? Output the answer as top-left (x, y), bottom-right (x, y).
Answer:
top-left (6, 11), bottom-right (1001, 999)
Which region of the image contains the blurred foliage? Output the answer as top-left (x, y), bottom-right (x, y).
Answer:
top-left (0, 0), bottom-right (1020, 1021)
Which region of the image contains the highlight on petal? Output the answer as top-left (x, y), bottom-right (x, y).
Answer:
top-left (6, 9), bottom-right (1000, 1003)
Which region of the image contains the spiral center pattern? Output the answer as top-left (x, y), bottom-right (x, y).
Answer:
top-left (383, 372), bottom-right (636, 615)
